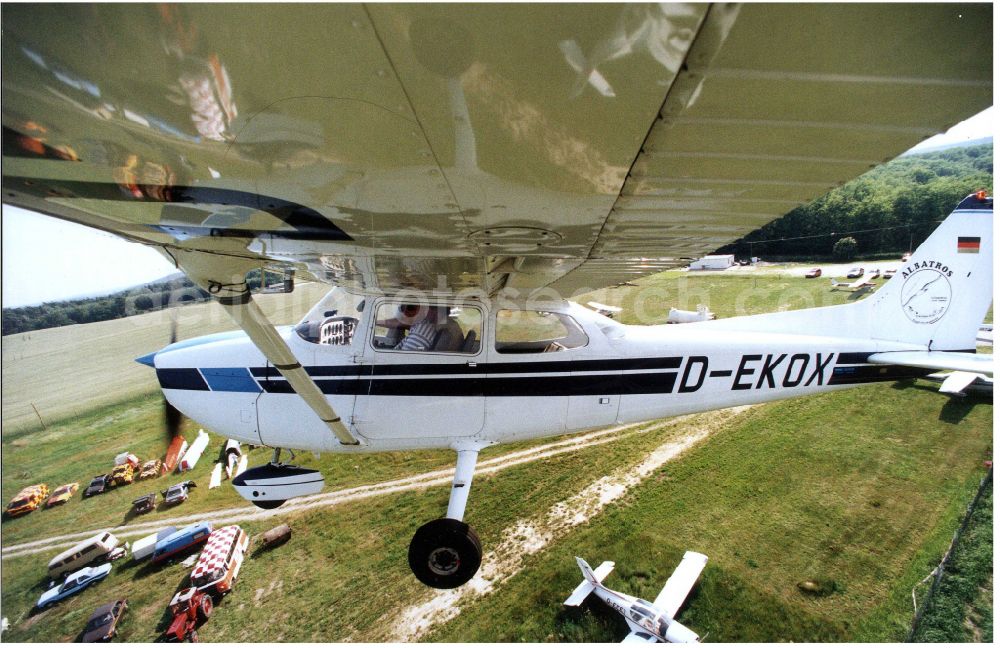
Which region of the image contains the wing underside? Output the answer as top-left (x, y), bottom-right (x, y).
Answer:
top-left (1, 4), bottom-right (992, 296)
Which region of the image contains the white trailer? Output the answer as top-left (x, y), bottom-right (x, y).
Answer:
top-left (688, 254), bottom-right (735, 270)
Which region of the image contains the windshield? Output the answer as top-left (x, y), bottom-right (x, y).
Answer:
top-left (295, 288), bottom-right (365, 345)
top-left (8, 497), bottom-right (29, 508)
top-left (86, 613), bottom-right (113, 631)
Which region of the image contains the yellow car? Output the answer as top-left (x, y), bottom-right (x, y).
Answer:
top-left (109, 463), bottom-right (135, 487)
top-left (46, 483), bottom-right (80, 508)
top-left (6, 484), bottom-right (49, 517)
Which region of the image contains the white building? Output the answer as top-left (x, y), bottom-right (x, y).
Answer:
top-left (688, 254), bottom-right (735, 270)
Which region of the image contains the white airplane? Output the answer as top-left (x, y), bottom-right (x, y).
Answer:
top-left (565, 553), bottom-right (708, 643)
top-left (0, 5), bottom-right (993, 590)
top-left (829, 275), bottom-right (876, 293)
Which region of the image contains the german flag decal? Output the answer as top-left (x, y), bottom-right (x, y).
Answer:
top-left (957, 236), bottom-right (981, 253)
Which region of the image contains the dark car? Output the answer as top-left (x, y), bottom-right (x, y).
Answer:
top-left (132, 493), bottom-right (156, 515)
top-left (81, 599), bottom-right (128, 642)
top-left (83, 475), bottom-right (109, 498)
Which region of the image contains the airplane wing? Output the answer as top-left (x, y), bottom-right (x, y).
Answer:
top-left (1, 4), bottom-right (992, 296)
top-left (867, 351), bottom-right (994, 377)
top-left (653, 551), bottom-right (708, 620)
top-left (621, 631), bottom-right (659, 644)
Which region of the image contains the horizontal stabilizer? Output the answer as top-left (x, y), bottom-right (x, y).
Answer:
top-left (868, 351), bottom-right (993, 377)
top-left (564, 581), bottom-right (595, 607)
top-left (565, 557), bottom-right (615, 606)
top-left (938, 371), bottom-right (985, 395)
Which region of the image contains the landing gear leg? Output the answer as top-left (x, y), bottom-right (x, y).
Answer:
top-left (408, 446), bottom-right (484, 589)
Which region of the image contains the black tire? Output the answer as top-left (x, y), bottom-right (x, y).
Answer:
top-left (408, 518), bottom-right (482, 589)
top-left (252, 500), bottom-right (285, 510)
top-left (196, 596), bottom-right (213, 623)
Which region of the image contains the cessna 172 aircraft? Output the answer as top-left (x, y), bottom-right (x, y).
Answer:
top-left (1, 4), bottom-right (993, 589)
top-left (565, 553), bottom-right (708, 643)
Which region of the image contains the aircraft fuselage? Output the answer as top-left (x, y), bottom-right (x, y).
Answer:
top-left (151, 297), bottom-right (930, 453)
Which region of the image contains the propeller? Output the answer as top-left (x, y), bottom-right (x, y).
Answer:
top-left (163, 310), bottom-right (183, 441)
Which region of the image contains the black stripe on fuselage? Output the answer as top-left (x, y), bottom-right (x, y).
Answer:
top-left (249, 356), bottom-right (684, 379)
top-left (255, 372), bottom-right (678, 397)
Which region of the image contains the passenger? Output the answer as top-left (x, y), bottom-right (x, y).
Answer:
top-left (395, 305), bottom-right (461, 351)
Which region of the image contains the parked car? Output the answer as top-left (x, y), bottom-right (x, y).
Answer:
top-left (132, 494), bottom-right (157, 515)
top-left (883, 268), bottom-right (896, 279)
top-left (83, 475), bottom-right (110, 498)
top-left (804, 267), bottom-right (822, 278)
top-left (137, 459), bottom-right (164, 481)
top-left (48, 532), bottom-right (120, 580)
top-left (81, 599), bottom-right (128, 642)
top-left (162, 481), bottom-right (196, 507)
top-left (5, 484), bottom-right (49, 517)
top-left (846, 267), bottom-right (864, 278)
top-left (46, 483), bottom-right (79, 508)
top-left (109, 463), bottom-right (135, 487)
top-left (37, 565), bottom-right (112, 609)
top-left (901, 251), bottom-right (912, 262)
top-left (163, 588), bottom-right (212, 642)
top-left (870, 268), bottom-right (881, 279)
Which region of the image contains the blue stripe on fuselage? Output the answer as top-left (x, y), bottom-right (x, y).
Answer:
top-left (199, 367), bottom-right (262, 393)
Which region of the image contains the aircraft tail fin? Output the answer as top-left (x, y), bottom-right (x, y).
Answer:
top-left (865, 192), bottom-right (993, 350)
top-left (564, 557), bottom-right (615, 606)
top-left (702, 193), bottom-right (993, 352)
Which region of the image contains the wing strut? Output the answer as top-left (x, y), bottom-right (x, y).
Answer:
top-left (171, 249), bottom-right (360, 446)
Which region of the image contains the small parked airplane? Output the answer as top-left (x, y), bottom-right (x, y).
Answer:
top-left (1, 4), bottom-right (992, 591)
top-left (565, 553), bottom-right (708, 643)
top-left (829, 275), bottom-right (876, 293)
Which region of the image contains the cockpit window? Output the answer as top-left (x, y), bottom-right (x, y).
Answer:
top-left (371, 303), bottom-right (482, 354)
top-left (495, 310), bottom-right (588, 354)
top-left (295, 288), bottom-right (365, 346)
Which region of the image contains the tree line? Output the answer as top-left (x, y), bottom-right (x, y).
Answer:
top-left (2, 269), bottom-right (273, 335)
top-left (717, 143), bottom-right (992, 260)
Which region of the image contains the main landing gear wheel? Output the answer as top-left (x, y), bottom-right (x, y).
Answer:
top-left (408, 518), bottom-right (482, 589)
top-left (251, 499), bottom-right (285, 510)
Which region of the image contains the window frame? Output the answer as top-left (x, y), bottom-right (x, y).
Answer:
top-left (493, 308), bottom-right (590, 354)
top-left (368, 299), bottom-right (485, 356)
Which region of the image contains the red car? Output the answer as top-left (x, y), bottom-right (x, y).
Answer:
top-left (804, 268), bottom-right (822, 278)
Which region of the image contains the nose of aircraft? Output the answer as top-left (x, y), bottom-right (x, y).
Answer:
top-left (135, 351), bottom-right (158, 367)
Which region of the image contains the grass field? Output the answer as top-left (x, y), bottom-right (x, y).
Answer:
top-left (1, 267), bottom-right (992, 642)
top-left (0, 282), bottom-right (329, 433)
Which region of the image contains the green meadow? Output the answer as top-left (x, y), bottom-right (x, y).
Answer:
top-left (1, 267), bottom-right (991, 641)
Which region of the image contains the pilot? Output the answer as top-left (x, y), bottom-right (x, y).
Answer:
top-left (394, 305), bottom-right (462, 351)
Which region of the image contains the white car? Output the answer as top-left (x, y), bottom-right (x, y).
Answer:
top-left (37, 564), bottom-right (112, 609)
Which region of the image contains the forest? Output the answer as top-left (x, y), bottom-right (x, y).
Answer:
top-left (718, 143), bottom-right (993, 259)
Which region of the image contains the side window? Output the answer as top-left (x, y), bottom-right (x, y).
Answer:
top-left (495, 310), bottom-right (588, 354)
top-left (371, 303), bottom-right (482, 354)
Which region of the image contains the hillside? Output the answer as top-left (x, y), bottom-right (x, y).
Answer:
top-left (719, 143), bottom-right (993, 259)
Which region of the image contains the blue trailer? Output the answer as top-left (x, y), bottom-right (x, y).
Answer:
top-left (151, 522), bottom-right (213, 565)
